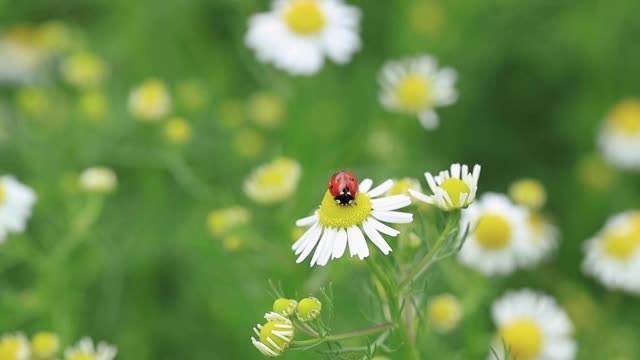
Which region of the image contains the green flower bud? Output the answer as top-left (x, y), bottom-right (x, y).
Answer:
top-left (296, 297), bottom-right (322, 322)
top-left (272, 298), bottom-right (297, 317)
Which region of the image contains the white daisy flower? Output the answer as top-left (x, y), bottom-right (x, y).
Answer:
top-left (64, 337), bottom-right (117, 360)
top-left (378, 55), bottom-right (457, 130)
top-left (582, 210), bottom-right (640, 294)
top-left (293, 175), bottom-right (413, 266)
top-left (251, 312), bottom-right (295, 357)
top-left (128, 78), bottom-right (172, 121)
top-left (598, 99), bottom-right (640, 170)
top-left (0, 26), bottom-right (48, 85)
top-left (489, 289), bottom-right (576, 360)
top-left (456, 193), bottom-right (529, 276)
top-left (0, 175), bottom-right (37, 243)
top-left (245, 0), bottom-right (362, 76)
top-left (409, 163), bottom-right (480, 211)
top-left (243, 157), bottom-right (302, 205)
top-left (0, 332), bottom-right (31, 360)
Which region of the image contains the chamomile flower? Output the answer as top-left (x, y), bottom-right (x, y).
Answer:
top-left (489, 289), bottom-right (576, 360)
top-left (251, 312), bottom-right (295, 357)
top-left (60, 51), bottom-right (107, 89)
top-left (378, 55), bottom-right (457, 130)
top-left (409, 163), bottom-right (480, 211)
top-left (0, 176), bottom-right (37, 243)
top-left (598, 99), bottom-right (640, 170)
top-left (244, 157), bottom-right (302, 205)
top-left (128, 78), bottom-right (171, 121)
top-left (0, 332), bottom-right (30, 360)
top-left (64, 337), bottom-right (116, 360)
top-left (457, 193), bottom-right (529, 276)
top-left (509, 178), bottom-right (547, 210)
top-left (582, 211), bottom-right (640, 294)
top-left (245, 0), bottom-right (362, 76)
top-left (292, 173), bottom-right (413, 266)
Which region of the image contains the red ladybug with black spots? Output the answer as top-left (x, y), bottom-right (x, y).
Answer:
top-left (328, 170), bottom-right (359, 206)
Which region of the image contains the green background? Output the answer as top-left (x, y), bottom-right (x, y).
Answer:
top-left (1, 0), bottom-right (639, 359)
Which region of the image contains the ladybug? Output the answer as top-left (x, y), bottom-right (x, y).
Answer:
top-left (328, 170), bottom-right (359, 206)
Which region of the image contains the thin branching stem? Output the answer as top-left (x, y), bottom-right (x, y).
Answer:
top-left (290, 322), bottom-right (393, 348)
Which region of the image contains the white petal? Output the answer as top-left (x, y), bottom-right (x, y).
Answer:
top-left (296, 213), bottom-right (319, 227)
top-left (347, 225), bottom-right (368, 259)
top-left (318, 228), bottom-right (337, 266)
top-left (371, 210), bottom-right (414, 224)
top-left (371, 195), bottom-right (411, 211)
top-left (310, 228), bottom-right (331, 266)
top-left (368, 217), bottom-right (400, 237)
top-left (362, 219), bottom-right (392, 255)
top-left (296, 226), bottom-right (323, 263)
top-left (408, 189), bottom-right (434, 204)
top-left (359, 178), bottom-right (373, 193)
top-left (417, 110), bottom-right (439, 130)
top-left (332, 228), bottom-right (348, 259)
top-left (367, 179), bottom-right (394, 198)
top-left (293, 222), bottom-right (320, 253)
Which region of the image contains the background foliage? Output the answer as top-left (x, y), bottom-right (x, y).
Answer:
top-left (1, 0), bottom-right (640, 359)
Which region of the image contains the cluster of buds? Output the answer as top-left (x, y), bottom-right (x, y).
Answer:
top-left (251, 296), bottom-right (323, 357)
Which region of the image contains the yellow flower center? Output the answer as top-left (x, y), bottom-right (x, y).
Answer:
top-left (603, 229), bottom-right (640, 260)
top-left (395, 74), bottom-right (432, 112)
top-left (164, 117), bottom-right (192, 144)
top-left (439, 178), bottom-right (470, 208)
top-left (498, 318), bottom-right (544, 360)
top-left (475, 213), bottom-right (511, 250)
top-left (68, 352), bottom-right (96, 360)
top-left (509, 178), bottom-right (546, 209)
top-left (284, 0), bottom-right (326, 35)
top-left (608, 99), bottom-right (640, 135)
top-left (318, 190), bottom-right (371, 228)
top-left (0, 182), bottom-right (5, 204)
top-left (31, 332), bottom-right (60, 359)
top-left (260, 321), bottom-right (291, 353)
top-left (0, 337), bottom-right (22, 359)
top-left (388, 178), bottom-right (420, 196)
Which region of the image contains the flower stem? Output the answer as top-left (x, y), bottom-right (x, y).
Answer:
top-left (290, 322), bottom-right (393, 348)
top-left (398, 209), bottom-right (460, 292)
top-left (367, 258), bottom-right (421, 360)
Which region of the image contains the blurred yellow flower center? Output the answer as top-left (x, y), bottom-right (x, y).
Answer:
top-left (396, 74), bottom-right (432, 111)
top-left (498, 318), bottom-right (543, 360)
top-left (0, 183), bottom-right (5, 204)
top-left (428, 294), bottom-right (462, 331)
top-left (603, 230), bottom-right (640, 260)
top-left (164, 117), bottom-right (192, 144)
top-left (475, 214), bottom-right (511, 249)
top-left (439, 178), bottom-right (470, 208)
top-left (389, 178), bottom-right (420, 196)
top-left (68, 353), bottom-right (96, 360)
top-left (0, 337), bottom-right (24, 359)
top-left (608, 99), bottom-right (640, 135)
top-left (285, 1), bottom-right (326, 35)
top-left (319, 190), bottom-right (371, 228)
top-left (31, 332), bottom-right (60, 358)
top-left (509, 178), bottom-right (546, 209)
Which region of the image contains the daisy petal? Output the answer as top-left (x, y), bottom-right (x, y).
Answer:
top-left (367, 179), bottom-right (394, 198)
top-left (332, 228), bottom-right (348, 259)
top-left (371, 195), bottom-right (411, 211)
top-left (296, 213), bottom-right (319, 227)
top-left (359, 178), bottom-right (373, 193)
top-left (371, 210), bottom-right (414, 224)
top-left (362, 219), bottom-right (392, 255)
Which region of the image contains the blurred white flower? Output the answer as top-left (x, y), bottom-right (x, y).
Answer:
top-left (245, 0), bottom-right (362, 76)
top-left (0, 176), bottom-right (37, 244)
top-left (64, 337), bottom-right (116, 360)
top-left (244, 157), bottom-right (302, 205)
top-left (0, 26), bottom-right (48, 85)
top-left (378, 55), bottom-right (457, 130)
top-left (293, 176), bottom-right (412, 266)
top-left (128, 78), bottom-right (171, 121)
top-left (457, 193), bottom-right (529, 276)
top-left (409, 163), bottom-right (480, 211)
top-left (598, 99), bottom-right (640, 170)
top-left (489, 289), bottom-right (576, 360)
top-left (582, 210), bottom-right (640, 295)
top-left (0, 332), bottom-right (31, 360)
top-left (79, 167), bottom-right (117, 194)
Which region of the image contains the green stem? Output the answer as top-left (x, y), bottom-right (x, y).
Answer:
top-left (290, 322), bottom-right (393, 348)
top-left (397, 210), bottom-right (460, 292)
top-left (367, 258), bottom-right (421, 360)
top-left (50, 197), bottom-right (105, 263)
